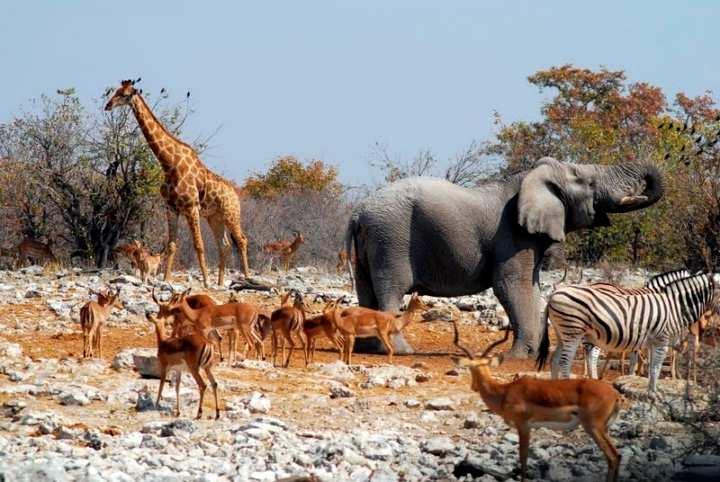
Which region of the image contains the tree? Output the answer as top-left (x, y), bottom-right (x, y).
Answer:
top-left (369, 140), bottom-right (497, 188)
top-left (243, 155), bottom-right (341, 198)
top-left (0, 88), bottom-right (192, 267)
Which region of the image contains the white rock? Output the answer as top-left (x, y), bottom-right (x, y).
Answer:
top-left (309, 361), bottom-right (357, 382)
top-left (362, 365), bottom-right (421, 389)
top-left (233, 359), bottom-right (274, 371)
top-left (46, 300), bottom-right (73, 317)
top-left (247, 392), bottom-right (271, 414)
top-left (58, 389), bottom-right (90, 406)
top-left (425, 397), bottom-right (455, 411)
top-left (112, 348), bottom-right (153, 370)
top-left (0, 342), bottom-right (23, 358)
top-left (133, 351), bottom-right (162, 378)
top-left (422, 437), bottom-right (455, 456)
top-left (109, 275), bottom-right (143, 286)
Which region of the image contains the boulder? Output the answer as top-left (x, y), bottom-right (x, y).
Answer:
top-left (133, 351), bottom-right (162, 378)
top-left (421, 437), bottom-right (455, 456)
top-left (425, 397), bottom-right (455, 411)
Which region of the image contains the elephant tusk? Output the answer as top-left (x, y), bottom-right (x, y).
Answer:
top-left (619, 195), bottom-right (649, 205)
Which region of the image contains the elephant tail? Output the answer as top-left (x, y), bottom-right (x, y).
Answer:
top-left (535, 304), bottom-right (551, 371)
top-left (344, 214), bottom-right (358, 293)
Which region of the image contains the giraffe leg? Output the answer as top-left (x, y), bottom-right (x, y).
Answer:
top-left (185, 207), bottom-right (210, 288)
top-left (164, 210), bottom-right (180, 282)
top-left (223, 207), bottom-right (250, 277)
top-left (208, 215), bottom-right (230, 287)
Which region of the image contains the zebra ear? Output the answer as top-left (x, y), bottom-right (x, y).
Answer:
top-left (712, 273), bottom-right (720, 286)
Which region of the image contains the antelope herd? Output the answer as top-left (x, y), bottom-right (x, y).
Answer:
top-left (3, 235), bottom-right (719, 481)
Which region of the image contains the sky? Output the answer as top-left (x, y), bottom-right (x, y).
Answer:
top-left (2, 1), bottom-right (719, 187)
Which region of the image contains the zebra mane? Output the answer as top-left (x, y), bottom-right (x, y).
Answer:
top-left (645, 268), bottom-right (692, 290)
top-left (661, 271), bottom-right (711, 293)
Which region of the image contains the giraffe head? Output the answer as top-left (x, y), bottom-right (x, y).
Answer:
top-left (104, 79), bottom-right (141, 111)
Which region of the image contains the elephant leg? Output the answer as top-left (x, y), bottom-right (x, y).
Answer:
top-left (353, 267), bottom-right (413, 355)
top-left (492, 249), bottom-right (543, 358)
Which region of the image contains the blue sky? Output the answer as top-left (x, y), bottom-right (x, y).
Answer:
top-left (2, 1), bottom-right (718, 186)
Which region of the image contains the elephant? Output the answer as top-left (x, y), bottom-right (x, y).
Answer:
top-left (344, 157), bottom-right (663, 358)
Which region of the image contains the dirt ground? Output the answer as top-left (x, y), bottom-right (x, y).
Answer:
top-left (0, 293), bottom-right (620, 436)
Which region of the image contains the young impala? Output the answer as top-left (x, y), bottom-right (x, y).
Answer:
top-left (303, 299), bottom-right (345, 363)
top-left (270, 290), bottom-right (308, 367)
top-left (146, 313), bottom-right (222, 419)
top-left (79, 287), bottom-right (123, 358)
top-left (452, 320), bottom-right (622, 482)
top-left (168, 290), bottom-right (264, 363)
top-left (331, 293), bottom-right (428, 364)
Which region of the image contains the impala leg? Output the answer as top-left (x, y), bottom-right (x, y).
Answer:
top-left (518, 425), bottom-right (530, 482)
top-left (238, 324), bottom-right (256, 361)
top-left (283, 331), bottom-right (295, 368)
top-left (304, 334), bottom-right (313, 365)
top-left (204, 366), bottom-right (220, 420)
top-left (378, 331), bottom-right (395, 364)
top-left (586, 424), bottom-right (620, 482)
top-left (174, 370), bottom-right (181, 417)
top-left (97, 324), bottom-right (103, 359)
top-left (298, 331), bottom-right (308, 367)
top-left (346, 335), bottom-right (355, 365)
top-left (156, 364), bottom-right (167, 409)
top-left (271, 331), bottom-right (278, 366)
top-left (188, 363), bottom-right (207, 420)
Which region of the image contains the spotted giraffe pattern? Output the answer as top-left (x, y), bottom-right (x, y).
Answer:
top-left (105, 80), bottom-right (250, 286)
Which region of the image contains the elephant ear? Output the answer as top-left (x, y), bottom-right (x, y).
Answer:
top-left (518, 159), bottom-right (566, 242)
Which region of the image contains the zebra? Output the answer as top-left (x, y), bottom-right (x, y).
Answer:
top-left (581, 269), bottom-right (692, 378)
top-left (537, 271), bottom-right (720, 392)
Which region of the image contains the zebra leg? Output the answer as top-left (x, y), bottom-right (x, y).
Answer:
top-left (555, 337), bottom-right (582, 379)
top-left (584, 344), bottom-right (601, 379)
top-left (648, 344), bottom-right (669, 393)
top-left (628, 351), bottom-right (639, 376)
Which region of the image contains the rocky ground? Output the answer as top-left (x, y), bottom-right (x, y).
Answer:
top-left (0, 265), bottom-right (717, 481)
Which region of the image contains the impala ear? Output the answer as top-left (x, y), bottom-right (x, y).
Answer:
top-left (518, 158), bottom-right (566, 242)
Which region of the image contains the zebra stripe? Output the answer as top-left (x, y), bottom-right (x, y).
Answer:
top-left (538, 271), bottom-right (719, 392)
top-left (581, 269), bottom-right (692, 377)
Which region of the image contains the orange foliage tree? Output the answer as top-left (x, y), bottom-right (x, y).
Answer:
top-left (243, 155), bottom-right (341, 198)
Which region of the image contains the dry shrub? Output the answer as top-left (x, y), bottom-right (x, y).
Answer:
top-left (660, 342), bottom-right (720, 455)
top-left (132, 190), bottom-right (351, 274)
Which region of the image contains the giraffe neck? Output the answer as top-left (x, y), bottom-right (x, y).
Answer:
top-left (129, 94), bottom-right (189, 172)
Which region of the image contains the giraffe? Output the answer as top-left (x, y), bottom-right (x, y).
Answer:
top-left (105, 79), bottom-right (250, 287)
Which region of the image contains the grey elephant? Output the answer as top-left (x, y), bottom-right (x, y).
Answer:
top-left (345, 157), bottom-right (663, 357)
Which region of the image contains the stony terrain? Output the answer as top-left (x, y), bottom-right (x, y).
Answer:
top-left (0, 265), bottom-right (717, 481)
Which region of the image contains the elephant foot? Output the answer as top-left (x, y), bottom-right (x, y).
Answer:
top-left (353, 334), bottom-right (415, 355)
top-left (502, 336), bottom-right (539, 360)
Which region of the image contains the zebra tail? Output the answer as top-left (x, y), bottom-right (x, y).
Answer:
top-left (535, 304), bottom-right (550, 371)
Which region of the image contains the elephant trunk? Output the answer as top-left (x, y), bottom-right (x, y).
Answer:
top-left (595, 163), bottom-right (664, 213)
